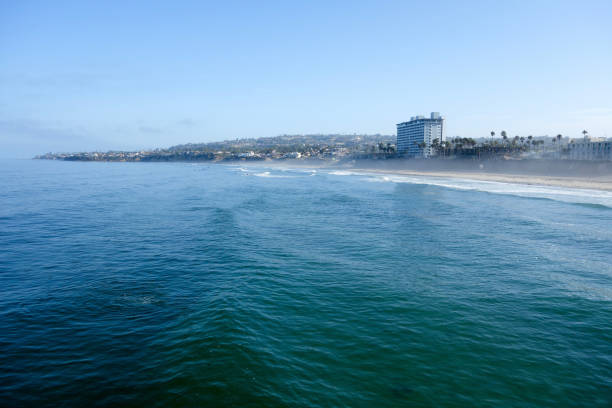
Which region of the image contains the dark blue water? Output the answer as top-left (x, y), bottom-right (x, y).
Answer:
top-left (1, 160), bottom-right (611, 407)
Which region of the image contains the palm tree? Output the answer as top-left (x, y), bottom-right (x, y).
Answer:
top-left (443, 141), bottom-right (451, 157)
top-left (582, 130), bottom-right (588, 138)
top-left (417, 141), bottom-right (427, 157)
top-left (556, 134), bottom-right (563, 157)
top-left (501, 130), bottom-right (508, 145)
top-left (490, 131), bottom-right (495, 140)
top-left (431, 138), bottom-right (440, 156)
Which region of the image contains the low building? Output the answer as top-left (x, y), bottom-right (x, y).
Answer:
top-left (568, 138), bottom-right (612, 161)
top-left (282, 152), bottom-right (301, 159)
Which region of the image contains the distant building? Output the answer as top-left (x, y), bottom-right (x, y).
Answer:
top-left (282, 152), bottom-right (302, 159)
top-left (568, 137), bottom-right (612, 161)
top-left (397, 112), bottom-right (445, 157)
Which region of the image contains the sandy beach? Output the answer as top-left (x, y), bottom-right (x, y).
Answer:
top-left (253, 158), bottom-right (612, 192)
top-left (350, 167), bottom-right (612, 191)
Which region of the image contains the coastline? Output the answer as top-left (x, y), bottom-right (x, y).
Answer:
top-left (31, 156), bottom-right (612, 191)
top-left (349, 167), bottom-right (612, 191)
top-left (248, 159), bottom-right (612, 192)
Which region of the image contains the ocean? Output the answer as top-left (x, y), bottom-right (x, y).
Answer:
top-left (1, 159), bottom-right (611, 407)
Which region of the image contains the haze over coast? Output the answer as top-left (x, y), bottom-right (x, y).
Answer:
top-left (35, 132), bottom-right (612, 191)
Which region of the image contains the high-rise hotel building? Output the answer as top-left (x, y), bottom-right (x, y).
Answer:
top-left (396, 112), bottom-right (445, 157)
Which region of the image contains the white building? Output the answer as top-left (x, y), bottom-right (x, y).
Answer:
top-left (282, 152), bottom-right (302, 159)
top-left (568, 138), bottom-right (612, 161)
top-left (396, 112), bottom-right (445, 157)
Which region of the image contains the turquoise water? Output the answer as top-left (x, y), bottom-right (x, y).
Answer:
top-left (1, 160), bottom-right (611, 407)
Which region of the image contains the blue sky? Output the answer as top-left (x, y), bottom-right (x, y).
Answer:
top-left (1, 0), bottom-right (611, 157)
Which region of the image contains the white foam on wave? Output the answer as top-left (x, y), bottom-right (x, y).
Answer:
top-left (274, 167), bottom-right (318, 176)
top-left (277, 167), bottom-right (316, 172)
top-left (346, 172), bottom-right (612, 208)
top-left (253, 171), bottom-right (297, 178)
top-left (328, 170), bottom-right (361, 176)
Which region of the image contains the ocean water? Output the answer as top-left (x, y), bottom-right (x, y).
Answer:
top-left (1, 159), bottom-right (611, 407)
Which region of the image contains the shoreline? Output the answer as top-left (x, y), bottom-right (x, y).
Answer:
top-left (348, 167), bottom-right (612, 191)
top-left (28, 157), bottom-right (612, 191)
top-left (246, 160), bottom-right (612, 191)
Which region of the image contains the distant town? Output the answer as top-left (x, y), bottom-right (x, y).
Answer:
top-left (36, 114), bottom-right (612, 162)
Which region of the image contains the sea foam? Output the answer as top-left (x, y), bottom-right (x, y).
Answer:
top-left (327, 170), bottom-right (612, 208)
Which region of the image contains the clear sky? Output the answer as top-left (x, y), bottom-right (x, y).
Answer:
top-left (1, 0), bottom-right (611, 157)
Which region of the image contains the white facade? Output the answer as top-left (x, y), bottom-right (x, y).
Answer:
top-left (568, 140), bottom-right (612, 161)
top-left (397, 112), bottom-right (445, 157)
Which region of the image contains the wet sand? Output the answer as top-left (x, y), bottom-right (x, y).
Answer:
top-left (254, 158), bottom-right (612, 191)
top-left (350, 167), bottom-right (612, 191)
top-left (348, 158), bottom-right (612, 191)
